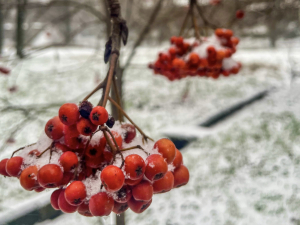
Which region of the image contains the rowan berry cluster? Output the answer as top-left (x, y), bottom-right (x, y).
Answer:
top-left (0, 101), bottom-right (189, 217)
top-left (149, 29), bottom-right (241, 80)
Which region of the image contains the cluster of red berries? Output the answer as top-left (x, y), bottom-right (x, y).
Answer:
top-left (0, 101), bottom-right (189, 217)
top-left (149, 29), bottom-right (241, 80)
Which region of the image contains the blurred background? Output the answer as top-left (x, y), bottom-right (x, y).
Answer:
top-left (0, 0), bottom-right (300, 224)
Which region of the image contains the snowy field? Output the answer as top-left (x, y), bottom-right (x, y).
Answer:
top-left (0, 42), bottom-right (300, 225)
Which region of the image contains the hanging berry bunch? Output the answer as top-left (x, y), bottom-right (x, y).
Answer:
top-left (149, 29), bottom-right (241, 80)
top-left (149, 0), bottom-right (242, 80)
top-left (0, 0), bottom-right (189, 218)
top-left (0, 101), bottom-right (189, 216)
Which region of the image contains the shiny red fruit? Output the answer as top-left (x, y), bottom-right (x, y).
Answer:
top-left (63, 124), bottom-right (80, 138)
top-left (6, 156), bottom-right (23, 177)
top-left (20, 166), bottom-right (39, 191)
top-left (128, 197), bottom-right (152, 214)
top-left (154, 138), bottom-right (176, 164)
top-left (45, 116), bottom-right (64, 140)
top-left (172, 149), bottom-right (183, 169)
top-left (132, 180), bottom-right (153, 201)
top-left (115, 185), bottom-right (132, 203)
top-left (37, 164), bottom-right (63, 188)
top-left (124, 154), bottom-right (145, 180)
top-left (0, 158), bottom-right (10, 176)
top-left (64, 135), bottom-right (86, 149)
top-left (65, 181), bottom-right (87, 206)
top-left (173, 165), bottom-right (189, 188)
top-left (76, 118), bottom-right (97, 136)
top-left (153, 171), bottom-right (174, 193)
top-left (51, 189), bottom-right (63, 210)
top-left (89, 106), bottom-right (109, 126)
top-left (113, 201), bottom-right (128, 214)
top-left (89, 192), bottom-right (114, 216)
top-left (59, 151), bottom-right (78, 172)
top-left (58, 189), bottom-right (78, 213)
top-left (125, 176), bottom-right (143, 186)
top-left (59, 103), bottom-right (80, 126)
top-left (100, 165), bottom-right (125, 192)
top-left (145, 154), bottom-right (168, 181)
top-left (78, 201), bottom-right (93, 217)
top-left (121, 123), bottom-right (136, 143)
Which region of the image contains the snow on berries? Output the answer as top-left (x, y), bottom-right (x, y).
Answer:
top-left (149, 29), bottom-right (242, 80)
top-left (0, 101), bottom-right (190, 217)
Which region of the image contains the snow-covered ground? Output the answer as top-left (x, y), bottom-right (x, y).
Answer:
top-left (0, 42), bottom-right (300, 225)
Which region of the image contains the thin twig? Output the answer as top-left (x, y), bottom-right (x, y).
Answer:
top-left (190, 0), bottom-right (200, 40)
top-left (121, 145), bottom-right (149, 156)
top-left (11, 143), bottom-right (36, 158)
top-left (107, 96), bottom-right (154, 143)
top-left (179, 7), bottom-right (191, 37)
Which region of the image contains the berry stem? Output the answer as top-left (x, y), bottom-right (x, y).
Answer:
top-left (179, 6), bottom-right (191, 37)
top-left (190, 0), bottom-right (201, 40)
top-left (99, 126), bottom-right (125, 169)
top-left (107, 96), bottom-right (154, 143)
top-left (10, 142), bottom-right (36, 158)
top-left (121, 145), bottom-right (149, 156)
top-left (37, 143), bottom-right (53, 158)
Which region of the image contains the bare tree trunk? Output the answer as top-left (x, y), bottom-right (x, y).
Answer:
top-left (102, 0), bottom-right (125, 223)
top-left (16, 0), bottom-right (27, 58)
top-left (0, 0), bottom-right (4, 55)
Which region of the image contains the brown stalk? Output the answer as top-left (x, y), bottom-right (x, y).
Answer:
top-left (11, 142), bottom-right (36, 158)
top-left (107, 96), bottom-right (154, 143)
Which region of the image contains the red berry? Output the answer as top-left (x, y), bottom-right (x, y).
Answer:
top-left (64, 135), bottom-right (86, 149)
top-left (34, 186), bottom-right (45, 192)
top-left (172, 149), bottom-right (183, 169)
top-left (20, 166), bottom-right (39, 191)
top-left (153, 171), bottom-right (174, 193)
top-left (65, 181), bottom-right (87, 206)
top-left (132, 180), bottom-right (153, 201)
top-left (0, 158), bottom-right (10, 176)
top-left (125, 176), bottom-right (143, 186)
top-left (59, 103), bottom-right (80, 126)
top-left (173, 165), bottom-right (189, 188)
top-left (145, 154), bottom-right (168, 181)
top-left (37, 164), bottom-right (63, 188)
top-left (121, 124), bottom-right (136, 143)
top-left (113, 201), bottom-right (128, 214)
top-left (76, 118), bottom-right (97, 136)
top-left (45, 116), bottom-right (64, 140)
top-left (172, 58), bottom-right (185, 69)
top-left (54, 143), bottom-right (72, 152)
top-left (236, 10), bottom-right (245, 19)
top-left (51, 189), bottom-right (63, 210)
top-left (115, 185), bottom-right (132, 203)
top-left (89, 106), bottom-right (109, 126)
top-left (128, 197), bottom-right (152, 214)
top-left (58, 189), bottom-right (78, 213)
top-left (89, 192), bottom-right (114, 216)
top-left (78, 201), bottom-right (93, 217)
top-left (28, 149), bottom-right (41, 157)
top-left (59, 172), bottom-right (74, 186)
top-left (63, 124), bottom-right (80, 138)
top-left (154, 138), bottom-right (176, 164)
top-left (100, 165), bottom-right (125, 192)
top-left (85, 155), bottom-right (103, 169)
top-left (124, 154), bottom-right (145, 180)
top-left (59, 151), bottom-right (78, 172)
top-left (6, 156), bottom-right (23, 177)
